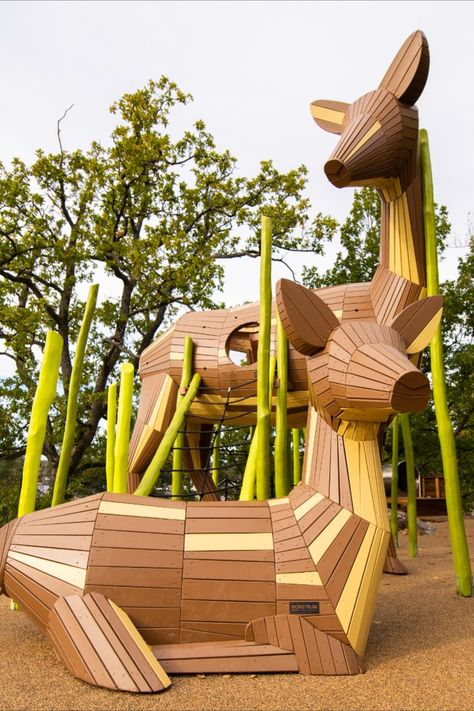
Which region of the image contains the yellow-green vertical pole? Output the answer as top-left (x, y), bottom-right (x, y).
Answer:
top-left (18, 331), bottom-right (63, 517)
top-left (113, 363), bottom-right (134, 494)
top-left (390, 415), bottom-right (399, 546)
top-left (399, 413), bottom-right (417, 558)
top-left (212, 429), bottom-right (221, 488)
top-left (106, 382), bottom-right (117, 492)
top-left (420, 129), bottom-right (472, 596)
top-left (52, 284), bottom-right (99, 506)
top-left (275, 312), bottom-right (288, 497)
top-left (292, 429), bottom-right (301, 486)
top-left (134, 374), bottom-right (201, 497)
top-left (256, 216), bottom-right (272, 500)
top-left (172, 337), bottom-right (193, 500)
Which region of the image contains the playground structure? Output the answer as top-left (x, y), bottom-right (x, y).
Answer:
top-left (0, 30), bottom-right (457, 692)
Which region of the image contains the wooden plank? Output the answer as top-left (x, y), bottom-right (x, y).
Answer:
top-left (88, 585), bottom-right (180, 608)
top-left (86, 566), bottom-right (181, 588)
top-left (92, 530), bottom-right (183, 551)
top-left (185, 518), bottom-right (271, 534)
top-left (158, 652), bottom-right (298, 674)
top-left (182, 579), bottom-right (275, 602)
top-left (181, 600), bottom-right (276, 623)
top-left (10, 545), bottom-right (89, 569)
top-left (89, 548), bottom-right (183, 568)
top-left (183, 550), bottom-right (273, 562)
top-left (95, 514), bottom-right (184, 535)
top-left (183, 559), bottom-right (274, 581)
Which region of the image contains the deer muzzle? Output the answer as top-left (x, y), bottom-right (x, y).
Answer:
top-left (390, 369), bottom-right (430, 412)
top-left (324, 159), bottom-right (352, 188)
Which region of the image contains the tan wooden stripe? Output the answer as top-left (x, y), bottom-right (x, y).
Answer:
top-left (345, 121), bottom-right (381, 161)
top-left (268, 498), bottom-right (289, 508)
top-left (184, 533), bottom-right (273, 552)
top-left (407, 311), bottom-right (442, 353)
top-left (98, 500), bottom-right (185, 521)
top-left (7, 550), bottom-right (86, 589)
top-left (310, 105), bottom-right (345, 125)
top-left (293, 492), bottom-right (324, 521)
top-left (108, 600), bottom-right (171, 688)
top-left (335, 524), bottom-right (376, 633)
top-left (275, 571), bottom-right (322, 586)
top-left (308, 509), bottom-right (352, 565)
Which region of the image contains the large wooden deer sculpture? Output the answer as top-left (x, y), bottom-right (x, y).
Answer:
top-left (0, 30), bottom-right (444, 692)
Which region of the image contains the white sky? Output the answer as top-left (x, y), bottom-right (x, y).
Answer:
top-left (0, 1), bottom-right (473, 377)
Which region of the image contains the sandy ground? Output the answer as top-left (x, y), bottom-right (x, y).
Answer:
top-left (0, 519), bottom-right (473, 711)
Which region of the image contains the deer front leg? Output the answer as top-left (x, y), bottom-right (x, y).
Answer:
top-left (127, 373), bottom-right (178, 493)
top-left (245, 615), bottom-right (364, 675)
top-left (47, 593), bottom-right (171, 692)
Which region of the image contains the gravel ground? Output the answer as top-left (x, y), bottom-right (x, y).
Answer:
top-left (0, 519), bottom-right (473, 711)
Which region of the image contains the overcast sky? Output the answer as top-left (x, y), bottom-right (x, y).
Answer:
top-left (0, 1), bottom-right (473, 375)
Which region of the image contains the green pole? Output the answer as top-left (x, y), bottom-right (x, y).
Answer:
top-left (292, 429), bottom-right (301, 486)
top-left (256, 215), bottom-right (272, 500)
top-left (420, 129), bottom-right (472, 595)
top-left (275, 312), bottom-right (288, 497)
top-left (52, 284), bottom-right (99, 506)
top-left (212, 429), bottom-right (221, 488)
top-left (399, 413), bottom-right (417, 558)
top-left (113, 363), bottom-right (134, 494)
top-left (18, 331), bottom-right (63, 517)
top-left (390, 416), bottom-right (399, 546)
top-left (134, 373), bottom-right (201, 497)
top-left (106, 382), bottom-right (117, 492)
top-left (172, 337), bottom-right (194, 500)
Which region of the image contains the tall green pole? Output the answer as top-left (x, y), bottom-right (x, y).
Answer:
top-left (106, 382), bottom-right (117, 492)
top-left (172, 337), bottom-right (193, 500)
top-left (399, 413), bottom-right (417, 558)
top-left (52, 284), bottom-right (99, 506)
top-left (390, 416), bottom-right (399, 546)
top-left (275, 312), bottom-right (289, 497)
top-left (113, 363), bottom-right (134, 494)
top-left (420, 129), bottom-right (472, 596)
top-left (292, 429), bottom-right (301, 486)
top-left (212, 429), bottom-right (221, 488)
top-left (134, 374), bottom-right (201, 497)
top-left (256, 216), bottom-right (272, 500)
top-left (18, 331), bottom-right (63, 517)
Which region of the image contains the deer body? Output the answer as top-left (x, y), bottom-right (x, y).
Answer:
top-left (0, 30), bottom-right (444, 691)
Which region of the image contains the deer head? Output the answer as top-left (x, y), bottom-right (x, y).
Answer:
top-left (276, 279), bottom-right (442, 422)
top-left (310, 30), bottom-right (429, 195)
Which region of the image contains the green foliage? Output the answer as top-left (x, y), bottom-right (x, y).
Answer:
top-left (0, 77), bottom-right (330, 501)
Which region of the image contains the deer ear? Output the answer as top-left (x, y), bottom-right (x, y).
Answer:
top-left (390, 295), bottom-right (443, 353)
top-left (379, 30), bottom-right (430, 105)
top-left (276, 279), bottom-right (339, 355)
top-left (310, 99), bottom-right (349, 134)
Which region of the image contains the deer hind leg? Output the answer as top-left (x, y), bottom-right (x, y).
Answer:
top-left (245, 615), bottom-right (364, 675)
top-left (184, 422), bottom-right (221, 501)
top-left (383, 536), bottom-right (408, 575)
top-left (127, 373), bottom-right (178, 493)
top-left (47, 593), bottom-right (171, 692)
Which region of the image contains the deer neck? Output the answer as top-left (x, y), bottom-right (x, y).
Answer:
top-left (378, 166), bottom-right (426, 289)
top-left (301, 409), bottom-right (390, 532)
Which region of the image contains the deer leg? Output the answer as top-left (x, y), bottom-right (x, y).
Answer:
top-left (47, 593), bottom-right (171, 692)
top-left (383, 536), bottom-right (408, 575)
top-left (245, 615), bottom-right (364, 675)
top-left (127, 373), bottom-right (178, 493)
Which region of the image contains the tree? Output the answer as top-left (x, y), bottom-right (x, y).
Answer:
top-left (0, 77), bottom-right (336, 503)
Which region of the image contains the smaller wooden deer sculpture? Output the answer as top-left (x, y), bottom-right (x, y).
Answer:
top-left (0, 30), bottom-right (443, 692)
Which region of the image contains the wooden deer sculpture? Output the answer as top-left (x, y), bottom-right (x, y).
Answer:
top-left (0, 30), bottom-right (444, 692)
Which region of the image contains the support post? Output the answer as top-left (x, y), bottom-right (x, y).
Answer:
top-left (256, 215), bottom-right (272, 500)
top-left (106, 383), bottom-right (117, 492)
top-left (399, 413), bottom-right (417, 558)
top-left (18, 331), bottom-right (63, 517)
top-left (390, 416), bottom-right (399, 546)
top-left (275, 312), bottom-right (289, 497)
top-left (52, 284), bottom-right (98, 506)
top-left (113, 363), bottom-right (134, 494)
top-left (292, 429), bottom-right (301, 486)
top-left (171, 336), bottom-right (193, 500)
top-left (420, 129), bottom-right (472, 595)
top-left (134, 374), bottom-right (201, 497)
